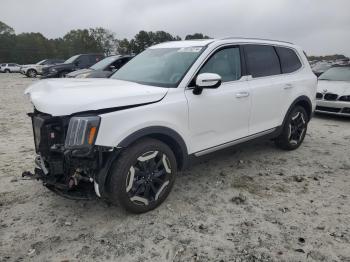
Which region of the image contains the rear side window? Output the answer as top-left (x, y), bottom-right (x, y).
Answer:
top-left (78, 55), bottom-right (90, 66)
top-left (275, 47), bottom-right (302, 73)
top-left (244, 45), bottom-right (281, 78)
top-left (199, 47), bottom-right (241, 82)
top-left (89, 55), bottom-right (102, 64)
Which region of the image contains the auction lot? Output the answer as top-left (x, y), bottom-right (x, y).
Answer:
top-left (0, 73), bottom-right (349, 262)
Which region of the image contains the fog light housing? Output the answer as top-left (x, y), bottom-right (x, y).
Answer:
top-left (65, 116), bottom-right (100, 148)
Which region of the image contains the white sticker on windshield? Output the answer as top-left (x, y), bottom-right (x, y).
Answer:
top-left (178, 47), bottom-right (202, 53)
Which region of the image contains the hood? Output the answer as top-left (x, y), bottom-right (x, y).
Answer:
top-left (25, 78), bottom-right (168, 116)
top-left (317, 80), bottom-right (350, 96)
top-left (22, 64), bottom-right (36, 68)
top-left (67, 68), bottom-right (93, 77)
top-left (48, 63), bottom-right (75, 71)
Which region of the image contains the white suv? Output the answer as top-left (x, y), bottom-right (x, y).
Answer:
top-left (0, 63), bottom-right (21, 73)
top-left (25, 38), bottom-right (317, 213)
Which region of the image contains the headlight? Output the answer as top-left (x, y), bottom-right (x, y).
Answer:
top-left (76, 73), bottom-right (90, 78)
top-left (50, 68), bottom-right (57, 72)
top-left (65, 116), bottom-right (100, 148)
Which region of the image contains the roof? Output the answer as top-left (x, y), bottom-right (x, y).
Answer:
top-left (150, 38), bottom-right (297, 49)
top-left (150, 39), bottom-right (214, 49)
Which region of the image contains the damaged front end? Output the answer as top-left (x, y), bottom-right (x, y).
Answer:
top-left (24, 110), bottom-right (114, 200)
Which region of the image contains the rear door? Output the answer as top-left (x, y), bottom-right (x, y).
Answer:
top-left (243, 44), bottom-right (285, 134)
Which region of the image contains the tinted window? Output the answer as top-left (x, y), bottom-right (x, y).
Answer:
top-left (275, 47), bottom-right (302, 73)
top-left (244, 45), bottom-right (281, 78)
top-left (89, 55), bottom-right (102, 65)
top-left (78, 55), bottom-right (90, 66)
top-left (199, 47), bottom-right (241, 82)
top-left (9, 63), bottom-right (16, 66)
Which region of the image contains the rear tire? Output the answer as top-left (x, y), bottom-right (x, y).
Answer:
top-left (108, 138), bottom-right (177, 213)
top-left (275, 106), bottom-right (308, 150)
top-left (27, 69), bottom-right (37, 78)
top-left (58, 71), bottom-right (67, 78)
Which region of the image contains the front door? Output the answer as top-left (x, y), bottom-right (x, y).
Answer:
top-left (185, 46), bottom-right (251, 154)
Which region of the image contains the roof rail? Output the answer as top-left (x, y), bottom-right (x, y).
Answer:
top-left (220, 37), bottom-right (294, 45)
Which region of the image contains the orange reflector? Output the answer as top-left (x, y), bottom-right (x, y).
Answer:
top-left (88, 127), bottom-right (97, 145)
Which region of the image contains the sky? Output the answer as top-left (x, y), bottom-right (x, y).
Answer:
top-left (1, 0), bottom-right (350, 56)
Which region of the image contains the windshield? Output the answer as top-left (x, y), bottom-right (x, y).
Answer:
top-left (64, 55), bottom-right (79, 64)
top-left (319, 67), bottom-right (350, 81)
top-left (91, 56), bottom-right (120, 70)
top-left (312, 63), bottom-right (331, 72)
top-left (36, 59), bottom-right (46, 65)
top-left (111, 47), bottom-right (204, 87)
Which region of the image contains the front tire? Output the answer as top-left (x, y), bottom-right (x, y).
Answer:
top-left (4, 69), bottom-right (10, 73)
top-left (275, 106), bottom-right (308, 150)
top-left (58, 71), bottom-right (68, 78)
top-left (108, 138), bottom-right (177, 213)
top-left (27, 69), bottom-right (37, 78)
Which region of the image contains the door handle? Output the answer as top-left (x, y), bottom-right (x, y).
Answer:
top-left (284, 83), bottom-right (294, 89)
top-left (235, 92), bottom-right (250, 98)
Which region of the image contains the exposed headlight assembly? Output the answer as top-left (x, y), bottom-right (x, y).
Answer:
top-left (65, 116), bottom-right (100, 148)
top-left (76, 73), bottom-right (90, 78)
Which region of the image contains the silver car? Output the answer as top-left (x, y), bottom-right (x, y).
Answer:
top-left (0, 63), bottom-right (21, 73)
top-left (316, 66), bottom-right (350, 116)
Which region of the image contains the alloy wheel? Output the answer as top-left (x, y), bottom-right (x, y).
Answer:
top-left (288, 111), bottom-right (306, 145)
top-left (126, 150), bottom-right (172, 206)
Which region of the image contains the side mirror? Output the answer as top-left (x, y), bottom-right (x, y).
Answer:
top-left (109, 65), bottom-right (116, 71)
top-left (193, 73), bottom-right (222, 95)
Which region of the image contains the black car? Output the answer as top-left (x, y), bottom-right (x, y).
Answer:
top-left (41, 54), bottom-right (104, 78)
top-left (66, 55), bottom-right (134, 78)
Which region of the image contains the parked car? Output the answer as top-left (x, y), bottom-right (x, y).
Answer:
top-left (41, 54), bottom-right (104, 78)
top-left (24, 38), bottom-right (316, 213)
top-left (66, 55), bottom-right (134, 78)
top-left (20, 59), bottom-right (64, 78)
top-left (312, 62), bottom-right (332, 77)
top-left (316, 65), bottom-right (350, 116)
top-left (0, 63), bottom-right (21, 73)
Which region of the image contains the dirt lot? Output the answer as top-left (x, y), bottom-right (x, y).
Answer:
top-left (0, 73), bottom-right (349, 262)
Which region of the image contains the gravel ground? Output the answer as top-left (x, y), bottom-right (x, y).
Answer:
top-left (0, 73), bottom-right (349, 262)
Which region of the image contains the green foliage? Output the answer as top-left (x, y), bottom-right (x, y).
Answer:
top-left (0, 20), bottom-right (214, 64)
top-left (117, 30), bottom-right (181, 55)
top-left (0, 21), bottom-right (14, 34)
top-left (90, 27), bottom-right (117, 55)
top-left (185, 33), bottom-right (211, 40)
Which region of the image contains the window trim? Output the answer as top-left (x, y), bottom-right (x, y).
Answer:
top-left (242, 44), bottom-right (282, 79)
top-left (242, 43), bottom-right (304, 80)
top-left (274, 45), bottom-right (303, 74)
top-left (186, 44), bottom-right (247, 88)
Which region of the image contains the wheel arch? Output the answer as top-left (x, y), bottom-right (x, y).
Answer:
top-left (118, 126), bottom-right (189, 171)
top-left (283, 96), bottom-right (312, 126)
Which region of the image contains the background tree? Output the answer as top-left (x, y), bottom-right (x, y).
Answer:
top-left (185, 33), bottom-right (211, 40)
top-left (117, 30), bottom-right (181, 54)
top-left (89, 27), bottom-right (117, 55)
top-left (0, 21), bottom-right (14, 34)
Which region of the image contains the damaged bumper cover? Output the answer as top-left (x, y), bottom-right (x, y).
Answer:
top-left (25, 111), bottom-right (116, 200)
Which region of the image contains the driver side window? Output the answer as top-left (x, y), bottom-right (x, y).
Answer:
top-left (199, 47), bottom-right (241, 82)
